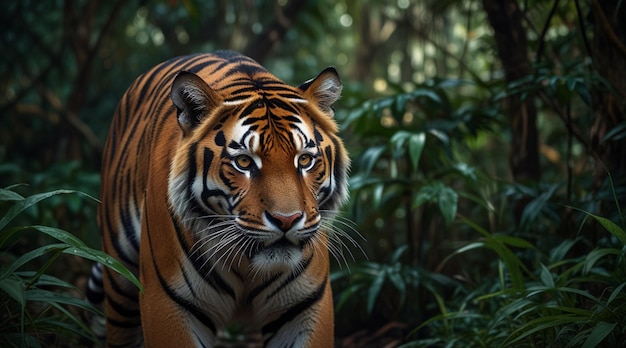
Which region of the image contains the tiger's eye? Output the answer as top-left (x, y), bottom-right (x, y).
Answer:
top-left (298, 154), bottom-right (313, 169)
top-left (235, 155), bottom-right (253, 170)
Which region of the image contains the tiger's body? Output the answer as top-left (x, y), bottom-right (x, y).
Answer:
top-left (89, 51), bottom-right (349, 347)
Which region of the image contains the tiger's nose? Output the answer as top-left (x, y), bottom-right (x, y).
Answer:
top-left (266, 211), bottom-right (303, 232)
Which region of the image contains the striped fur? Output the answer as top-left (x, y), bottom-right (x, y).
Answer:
top-left (89, 51), bottom-right (349, 347)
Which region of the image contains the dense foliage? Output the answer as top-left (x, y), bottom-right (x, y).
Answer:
top-left (1, 0), bottom-right (625, 346)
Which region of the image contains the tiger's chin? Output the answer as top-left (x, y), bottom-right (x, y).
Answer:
top-left (249, 241), bottom-right (305, 274)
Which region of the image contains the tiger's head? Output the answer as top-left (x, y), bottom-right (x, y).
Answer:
top-left (167, 66), bottom-right (349, 274)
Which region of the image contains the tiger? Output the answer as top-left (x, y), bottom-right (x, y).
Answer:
top-left (86, 50), bottom-right (351, 347)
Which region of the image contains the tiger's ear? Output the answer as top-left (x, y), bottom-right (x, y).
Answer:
top-left (171, 71), bottom-right (223, 134)
top-left (298, 67), bottom-right (342, 117)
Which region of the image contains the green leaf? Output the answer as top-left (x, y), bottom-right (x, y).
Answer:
top-left (408, 132), bottom-right (425, 172)
top-left (453, 162), bottom-right (477, 181)
top-left (34, 316), bottom-right (97, 342)
top-left (439, 241), bottom-right (485, 270)
top-left (583, 248), bottom-right (620, 275)
top-left (438, 186), bottom-right (458, 225)
top-left (413, 185), bottom-right (437, 208)
top-left (549, 239), bottom-right (577, 264)
top-left (372, 183), bottom-right (384, 209)
top-left (333, 283), bottom-right (364, 313)
top-left (0, 227), bottom-right (142, 291)
top-left (459, 216), bottom-right (528, 289)
top-left (15, 272), bottom-right (75, 289)
top-left (494, 234), bottom-right (535, 249)
top-left (0, 188), bottom-right (25, 202)
top-left (1, 333), bottom-right (41, 348)
top-left (26, 288), bottom-right (99, 312)
top-left (606, 282), bottom-right (626, 306)
top-left (427, 129), bottom-right (449, 146)
top-left (0, 189), bottom-right (77, 231)
top-left (1, 243), bottom-right (67, 279)
top-left (589, 215), bottom-right (626, 245)
top-left (520, 184), bottom-right (559, 229)
top-left (505, 314), bottom-right (588, 346)
top-left (62, 247), bottom-right (142, 291)
top-left (390, 131), bottom-right (410, 158)
top-left (27, 225), bottom-right (88, 247)
top-left (0, 277), bottom-right (26, 308)
top-left (25, 290), bottom-right (101, 341)
top-left (387, 269), bottom-right (406, 306)
top-left (601, 121), bottom-right (626, 143)
top-left (410, 88), bottom-right (442, 104)
top-left (539, 263), bottom-right (555, 288)
top-left (570, 206), bottom-right (626, 244)
top-left (390, 245), bottom-right (408, 263)
top-left (367, 270), bottom-right (386, 315)
top-left (582, 321), bottom-right (616, 348)
top-left (359, 146), bottom-right (387, 175)
top-left (486, 239), bottom-right (526, 289)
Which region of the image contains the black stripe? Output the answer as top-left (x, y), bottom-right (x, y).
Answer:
top-left (215, 131), bottom-right (226, 146)
top-left (104, 267), bottom-right (139, 303)
top-left (106, 316), bottom-right (142, 330)
top-left (170, 208), bottom-right (236, 299)
top-left (144, 208), bottom-right (218, 335)
top-left (318, 145), bottom-right (335, 207)
top-left (86, 285), bottom-right (104, 304)
top-left (106, 294), bottom-right (140, 318)
top-left (238, 101), bottom-right (265, 119)
top-left (186, 141), bottom-right (198, 200)
top-left (225, 63), bottom-right (265, 77)
top-left (330, 137), bottom-right (344, 183)
top-left (242, 116), bottom-right (264, 126)
top-left (180, 262), bottom-right (198, 298)
top-left (191, 331), bottom-right (208, 348)
top-left (246, 272), bottom-right (283, 305)
top-left (283, 115), bottom-right (302, 124)
top-left (266, 97), bottom-right (298, 114)
top-left (261, 275), bottom-right (328, 340)
top-left (120, 183), bottom-right (140, 253)
top-left (201, 147), bottom-right (230, 208)
top-left (266, 255), bottom-right (313, 300)
top-left (104, 209), bottom-right (139, 269)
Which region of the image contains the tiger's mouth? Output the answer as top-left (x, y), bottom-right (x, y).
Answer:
top-left (246, 234), bottom-right (313, 261)
top-left (254, 235), bottom-right (307, 252)
top-left (264, 235), bottom-right (314, 250)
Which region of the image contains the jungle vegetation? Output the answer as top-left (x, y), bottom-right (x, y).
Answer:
top-left (1, 0), bottom-right (625, 346)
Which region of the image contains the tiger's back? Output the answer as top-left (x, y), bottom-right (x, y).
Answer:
top-left (92, 51), bottom-right (349, 347)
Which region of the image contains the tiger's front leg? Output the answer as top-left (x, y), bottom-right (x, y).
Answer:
top-left (253, 251), bottom-right (335, 348)
top-left (139, 260), bottom-right (218, 347)
top-left (260, 276), bottom-right (334, 347)
top-left (137, 205), bottom-right (235, 347)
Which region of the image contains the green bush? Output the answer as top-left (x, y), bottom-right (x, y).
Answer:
top-left (0, 186), bottom-right (140, 347)
top-left (403, 210), bottom-right (626, 347)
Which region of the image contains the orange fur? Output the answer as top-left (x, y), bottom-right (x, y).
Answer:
top-left (97, 51), bottom-right (348, 347)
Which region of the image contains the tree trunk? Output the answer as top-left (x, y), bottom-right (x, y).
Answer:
top-left (482, 0), bottom-right (541, 223)
top-left (589, 0), bottom-right (626, 186)
top-left (482, 0), bottom-right (541, 184)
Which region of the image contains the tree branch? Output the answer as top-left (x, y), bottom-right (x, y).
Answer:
top-left (591, 0), bottom-right (626, 59)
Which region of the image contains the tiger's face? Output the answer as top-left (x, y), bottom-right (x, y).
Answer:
top-left (167, 69), bottom-right (348, 274)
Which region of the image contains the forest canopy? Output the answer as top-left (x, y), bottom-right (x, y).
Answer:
top-left (1, 0), bottom-right (625, 346)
